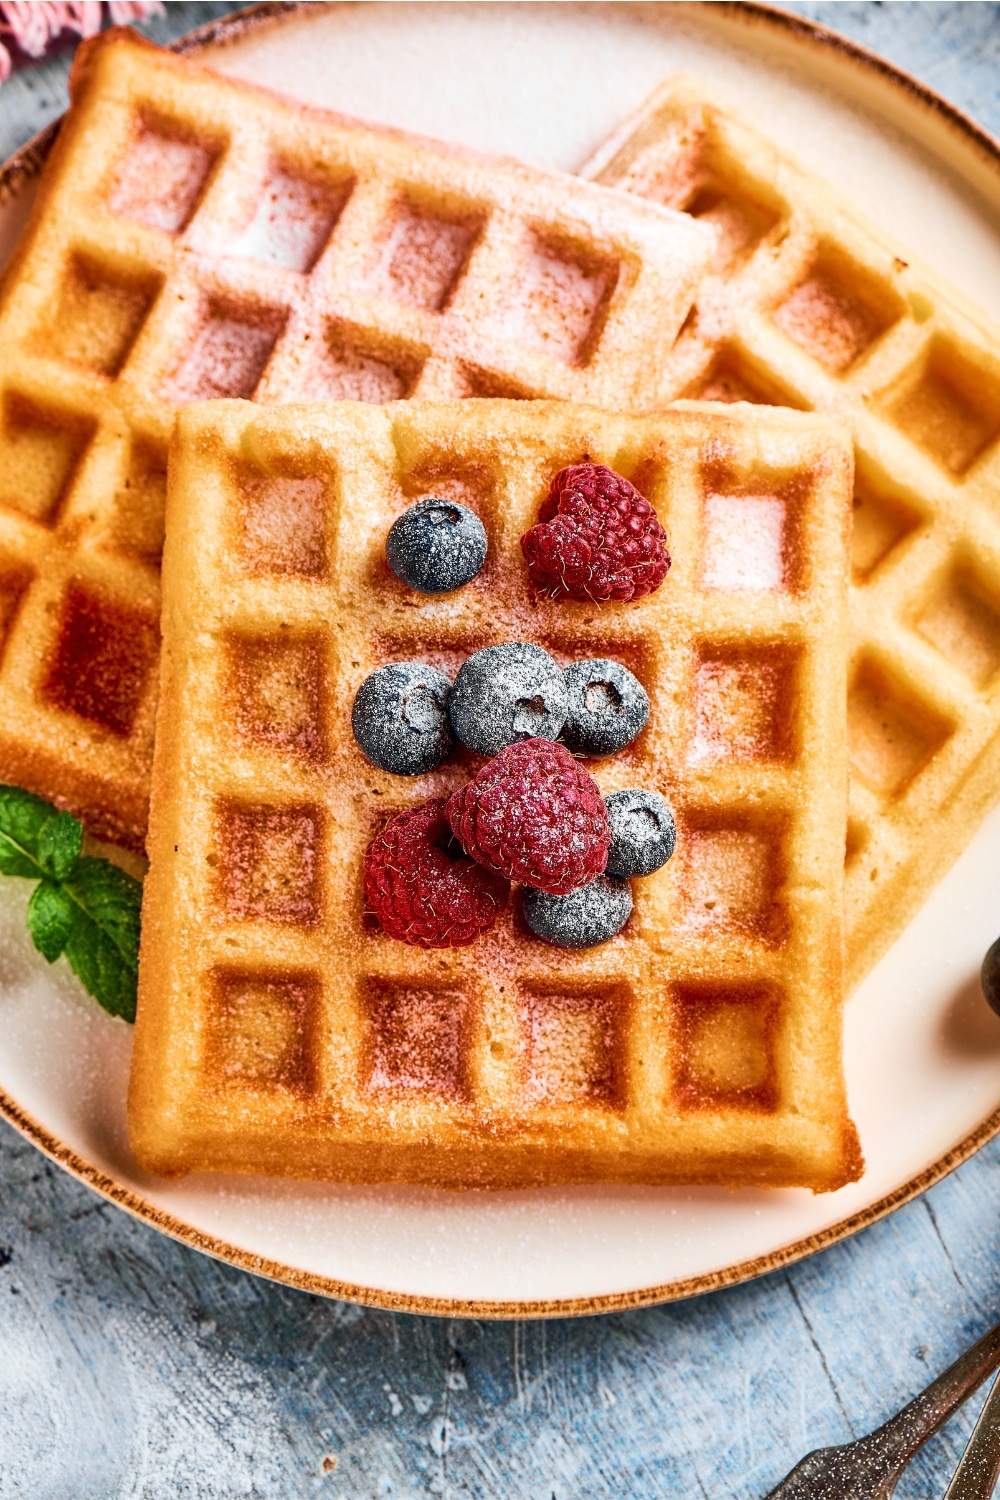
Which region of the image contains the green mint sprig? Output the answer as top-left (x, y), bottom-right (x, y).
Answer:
top-left (0, 784), bottom-right (142, 1023)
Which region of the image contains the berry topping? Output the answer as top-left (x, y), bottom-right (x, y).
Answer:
top-left (447, 738), bottom-right (610, 895)
top-left (561, 658), bottom-right (649, 758)
top-left (520, 463), bottom-right (670, 603)
top-left (364, 798), bottom-right (508, 947)
top-left (385, 497), bottom-right (488, 594)
top-left (449, 642), bottom-right (567, 757)
top-left (522, 875), bottom-right (632, 948)
top-left (352, 661), bottom-right (455, 775)
top-left (982, 937), bottom-right (1000, 1018)
top-left (604, 788), bottom-right (676, 879)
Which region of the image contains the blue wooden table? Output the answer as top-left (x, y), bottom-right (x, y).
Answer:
top-left (2, 5), bottom-right (1000, 1495)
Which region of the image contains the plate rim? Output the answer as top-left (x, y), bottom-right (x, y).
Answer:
top-left (2, 0), bottom-right (1000, 1319)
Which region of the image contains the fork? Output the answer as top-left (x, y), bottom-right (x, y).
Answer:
top-left (765, 1320), bottom-right (1000, 1498)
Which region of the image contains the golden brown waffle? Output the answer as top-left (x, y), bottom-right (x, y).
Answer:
top-left (129, 398), bottom-right (860, 1191)
top-left (584, 77), bottom-right (1000, 990)
top-left (0, 29), bottom-right (712, 850)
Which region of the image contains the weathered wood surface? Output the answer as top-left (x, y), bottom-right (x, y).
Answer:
top-left (2, 3), bottom-right (1000, 1495)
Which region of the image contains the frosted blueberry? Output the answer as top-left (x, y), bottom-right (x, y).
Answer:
top-left (449, 642), bottom-right (567, 756)
top-left (561, 658), bottom-right (649, 757)
top-left (522, 875), bottom-right (633, 948)
top-left (385, 497), bottom-right (487, 594)
top-left (352, 661), bottom-right (455, 775)
top-left (604, 788), bottom-right (676, 879)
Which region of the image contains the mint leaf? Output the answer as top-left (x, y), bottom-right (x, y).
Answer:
top-left (0, 786), bottom-right (142, 1020)
top-left (62, 858), bottom-right (142, 1023)
top-left (27, 880), bottom-right (75, 963)
top-left (63, 912), bottom-right (138, 1024)
top-left (37, 811), bottom-right (82, 882)
top-left (0, 784), bottom-right (58, 878)
top-left (0, 784), bottom-right (142, 1022)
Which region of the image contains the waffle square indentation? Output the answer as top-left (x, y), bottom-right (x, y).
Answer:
top-left (673, 982), bottom-right (779, 1111)
top-left (207, 967), bottom-right (317, 1092)
top-left (41, 581), bottom-right (157, 737)
top-left (109, 118), bottom-right (218, 234)
top-left (235, 466), bottom-right (328, 578)
top-left (881, 339), bottom-right (1000, 477)
top-left (226, 632), bottom-right (326, 760)
top-left (0, 566), bottom-right (31, 666)
top-left (679, 812), bottom-right (788, 943)
top-left (227, 166), bottom-right (351, 273)
top-left (213, 800), bottom-right (323, 926)
top-left (106, 437), bottom-right (167, 564)
top-left (308, 323), bottom-right (424, 403)
top-left (691, 643), bottom-right (798, 763)
top-left (851, 469), bottom-right (921, 582)
top-left (41, 255), bottom-right (160, 378)
top-left (848, 657), bottom-right (953, 799)
top-left (624, 134), bottom-right (783, 275)
top-left (683, 181), bottom-right (780, 276)
top-left (508, 232), bottom-right (618, 365)
top-left (0, 393), bottom-right (94, 525)
top-left (914, 563), bottom-right (1000, 688)
top-left (690, 348), bottom-right (807, 409)
top-left (702, 489), bottom-right (799, 592)
top-left (459, 366), bottom-right (535, 401)
top-left (521, 987), bottom-right (626, 1107)
top-left (162, 302), bottom-right (285, 402)
top-left (773, 249), bottom-right (901, 375)
top-left (363, 983), bottom-right (470, 1100)
top-left (372, 200), bottom-right (481, 311)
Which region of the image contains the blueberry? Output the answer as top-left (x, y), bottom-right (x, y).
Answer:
top-left (522, 875), bottom-right (632, 948)
top-left (561, 658), bottom-right (649, 757)
top-left (982, 937), bottom-right (1000, 1018)
top-left (352, 661), bottom-right (455, 775)
top-left (449, 643), bottom-right (567, 756)
top-left (604, 789), bottom-right (676, 878)
top-left (385, 497), bottom-right (487, 594)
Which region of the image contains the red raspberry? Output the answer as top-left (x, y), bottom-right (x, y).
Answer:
top-left (521, 463), bottom-right (670, 603)
top-left (447, 739), bottom-right (610, 896)
top-left (364, 799), bottom-right (508, 947)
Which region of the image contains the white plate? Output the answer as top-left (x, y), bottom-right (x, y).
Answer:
top-left (3, 0), bottom-right (1000, 1317)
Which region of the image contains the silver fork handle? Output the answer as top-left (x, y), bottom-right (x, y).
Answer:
top-left (944, 1371), bottom-right (1000, 1500)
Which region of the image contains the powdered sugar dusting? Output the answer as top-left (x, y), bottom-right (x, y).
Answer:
top-left (372, 206), bottom-right (475, 310)
top-left (109, 124), bottom-right (214, 235)
top-left (227, 168), bottom-right (347, 273)
top-left (162, 313), bottom-right (280, 402)
top-left (702, 492), bottom-right (786, 590)
top-left (506, 237), bottom-right (615, 364)
top-left (682, 829), bottom-right (775, 933)
top-left (302, 337), bottom-right (412, 403)
top-left (691, 655), bottom-right (788, 763)
top-left (366, 987), bottom-right (468, 1098)
top-left (238, 472), bottom-right (328, 576)
top-left (527, 1006), bottom-right (606, 1104)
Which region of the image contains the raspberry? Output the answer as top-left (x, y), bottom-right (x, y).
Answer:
top-left (520, 463), bottom-right (670, 603)
top-left (364, 799), bottom-right (508, 947)
top-left (447, 739), bottom-right (610, 896)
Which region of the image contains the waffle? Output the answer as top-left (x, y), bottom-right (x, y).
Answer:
top-left (128, 397), bottom-right (861, 1191)
top-left (583, 78), bottom-right (1000, 990)
top-left (0, 28), bottom-right (712, 851)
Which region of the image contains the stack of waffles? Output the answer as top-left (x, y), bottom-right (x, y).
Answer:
top-left (0, 28), bottom-right (710, 849)
top-left (25, 22), bottom-right (992, 1192)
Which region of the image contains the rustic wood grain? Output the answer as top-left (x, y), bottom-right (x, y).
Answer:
top-left (1, 4), bottom-right (1000, 1496)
